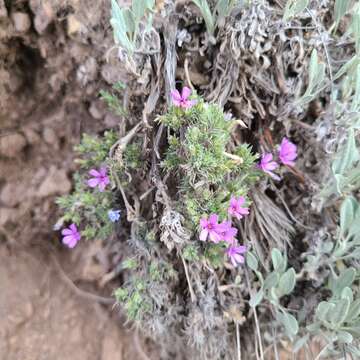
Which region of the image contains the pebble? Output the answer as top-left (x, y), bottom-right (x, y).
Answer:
top-left (67, 14), bottom-right (82, 36)
top-left (0, 0), bottom-right (7, 18)
top-left (11, 12), bottom-right (31, 33)
top-left (30, 1), bottom-right (54, 34)
top-left (0, 182), bottom-right (28, 207)
top-left (89, 101), bottom-right (104, 120)
top-left (23, 127), bottom-right (41, 145)
top-left (42, 127), bottom-right (58, 147)
top-left (37, 167), bottom-right (71, 198)
top-left (0, 133), bottom-right (27, 158)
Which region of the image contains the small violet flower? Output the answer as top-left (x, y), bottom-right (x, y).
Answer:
top-left (217, 220), bottom-right (238, 243)
top-left (199, 214), bottom-right (221, 243)
top-left (87, 167), bottom-right (110, 192)
top-left (108, 209), bottom-right (121, 222)
top-left (228, 196), bottom-right (249, 220)
top-left (61, 223), bottom-right (81, 248)
top-left (226, 244), bottom-right (247, 267)
top-left (171, 86), bottom-right (196, 109)
top-left (258, 153), bottom-right (280, 180)
top-left (279, 137), bottom-right (297, 166)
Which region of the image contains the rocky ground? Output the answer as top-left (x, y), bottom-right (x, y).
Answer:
top-left (0, 0), bottom-right (148, 358)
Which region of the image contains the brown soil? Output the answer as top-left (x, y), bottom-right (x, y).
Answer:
top-left (0, 0), bottom-right (147, 359)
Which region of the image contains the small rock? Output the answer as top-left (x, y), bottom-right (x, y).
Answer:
top-left (37, 167), bottom-right (71, 198)
top-left (0, 208), bottom-right (17, 226)
top-left (0, 133), bottom-right (27, 158)
top-left (77, 57), bottom-right (98, 86)
top-left (33, 2), bottom-right (53, 34)
top-left (89, 101), bottom-right (104, 120)
top-left (67, 14), bottom-right (82, 36)
top-left (0, 0), bottom-right (7, 18)
top-left (23, 127), bottom-right (41, 145)
top-left (11, 12), bottom-right (31, 33)
top-left (0, 182), bottom-right (27, 207)
top-left (42, 127), bottom-right (57, 146)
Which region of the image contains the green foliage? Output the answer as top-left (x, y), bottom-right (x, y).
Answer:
top-left (115, 279), bottom-right (151, 320)
top-left (99, 82), bottom-right (126, 116)
top-left (123, 141), bottom-right (142, 169)
top-left (308, 269), bottom-right (360, 356)
top-left (297, 49), bottom-right (326, 105)
top-left (283, 0), bottom-right (309, 21)
top-left (334, 0), bottom-right (351, 31)
top-left (182, 244), bottom-right (200, 262)
top-left (56, 131), bottom-right (119, 241)
top-left (160, 99), bottom-right (259, 228)
top-left (305, 196), bottom-right (360, 276)
top-left (248, 249), bottom-right (298, 338)
top-left (191, 0), bottom-right (242, 39)
top-left (74, 131), bottom-right (118, 169)
top-left (204, 242), bottom-right (226, 268)
top-left (110, 0), bottom-right (155, 55)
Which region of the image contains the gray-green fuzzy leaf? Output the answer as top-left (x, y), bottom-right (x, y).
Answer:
top-left (277, 268), bottom-right (296, 297)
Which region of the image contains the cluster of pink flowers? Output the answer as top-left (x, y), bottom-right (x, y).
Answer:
top-left (60, 167), bottom-right (111, 248)
top-left (258, 137), bottom-right (297, 180)
top-left (199, 196), bottom-right (249, 267)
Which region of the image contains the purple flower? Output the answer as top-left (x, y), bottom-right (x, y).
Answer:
top-left (258, 153), bottom-right (280, 180)
top-left (217, 220), bottom-right (238, 243)
top-left (228, 196), bottom-right (250, 220)
top-left (61, 223), bottom-right (81, 248)
top-left (171, 87), bottom-right (196, 109)
top-left (279, 137), bottom-right (297, 166)
top-left (226, 244), bottom-right (247, 267)
top-left (200, 214), bottom-right (221, 243)
top-left (87, 167), bottom-right (110, 192)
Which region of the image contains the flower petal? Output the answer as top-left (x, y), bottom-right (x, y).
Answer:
top-left (209, 214), bottom-right (219, 225)
top-left (171, 89), bottom-right (181, 101)
top-left (181, 86), bottom-right (191, 100)
top-left (61, 228), bottom-right (72, 236)
top-left (89, 169), bottom-right (100, 177)
top-left (62, 235), bottom-right (74, 245)
top-left (87, 178), bottom-right (99, 188)
top-left (200, 218), bottom-right (208, 228)
top-left (200, 229), bottom-right (208, 241)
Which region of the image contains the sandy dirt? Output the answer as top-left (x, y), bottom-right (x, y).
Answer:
top-left (0, 0), bottom-right (148, 358)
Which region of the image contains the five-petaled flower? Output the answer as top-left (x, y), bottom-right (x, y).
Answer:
top-left (258, 153), bottom-right (280, 180)
top-left (199, 214), bottom-right (221, 243)
top-left (61, 223), bottom-right (81, 248)
top-left (226, 244), bottom-right (247, 267)
top-left (171, 86), bottom-right (196, 109)
top-left (228, 196), bottom-right (250, 220)
top-left (87, 167), bottom-right (110, 192)
top-left (108, 209), bottom-right (121, 222)
top-left (279, 137), bottom-right (297, 166)
top-left (217, 220), bottom-right (238, 243)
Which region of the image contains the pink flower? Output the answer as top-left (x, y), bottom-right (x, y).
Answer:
top-left (200, 214), bottom-right (221, 243)
top-left (61, 223), bottom-right (81, 248)
top-left (171, 87), bottom-right (196, 109)
top-left (228, 196), bottom-right (249, 220)
top-left (279, 137), bottom-right (297, 166)
top-left (217, 220), bottom-right (238, 243)
top-left (226, 244), bottom-right (247, 267)
top-left (258, 153), bottom-right (280, 180)
top-left (87, 167), bottom-right (110, 192)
